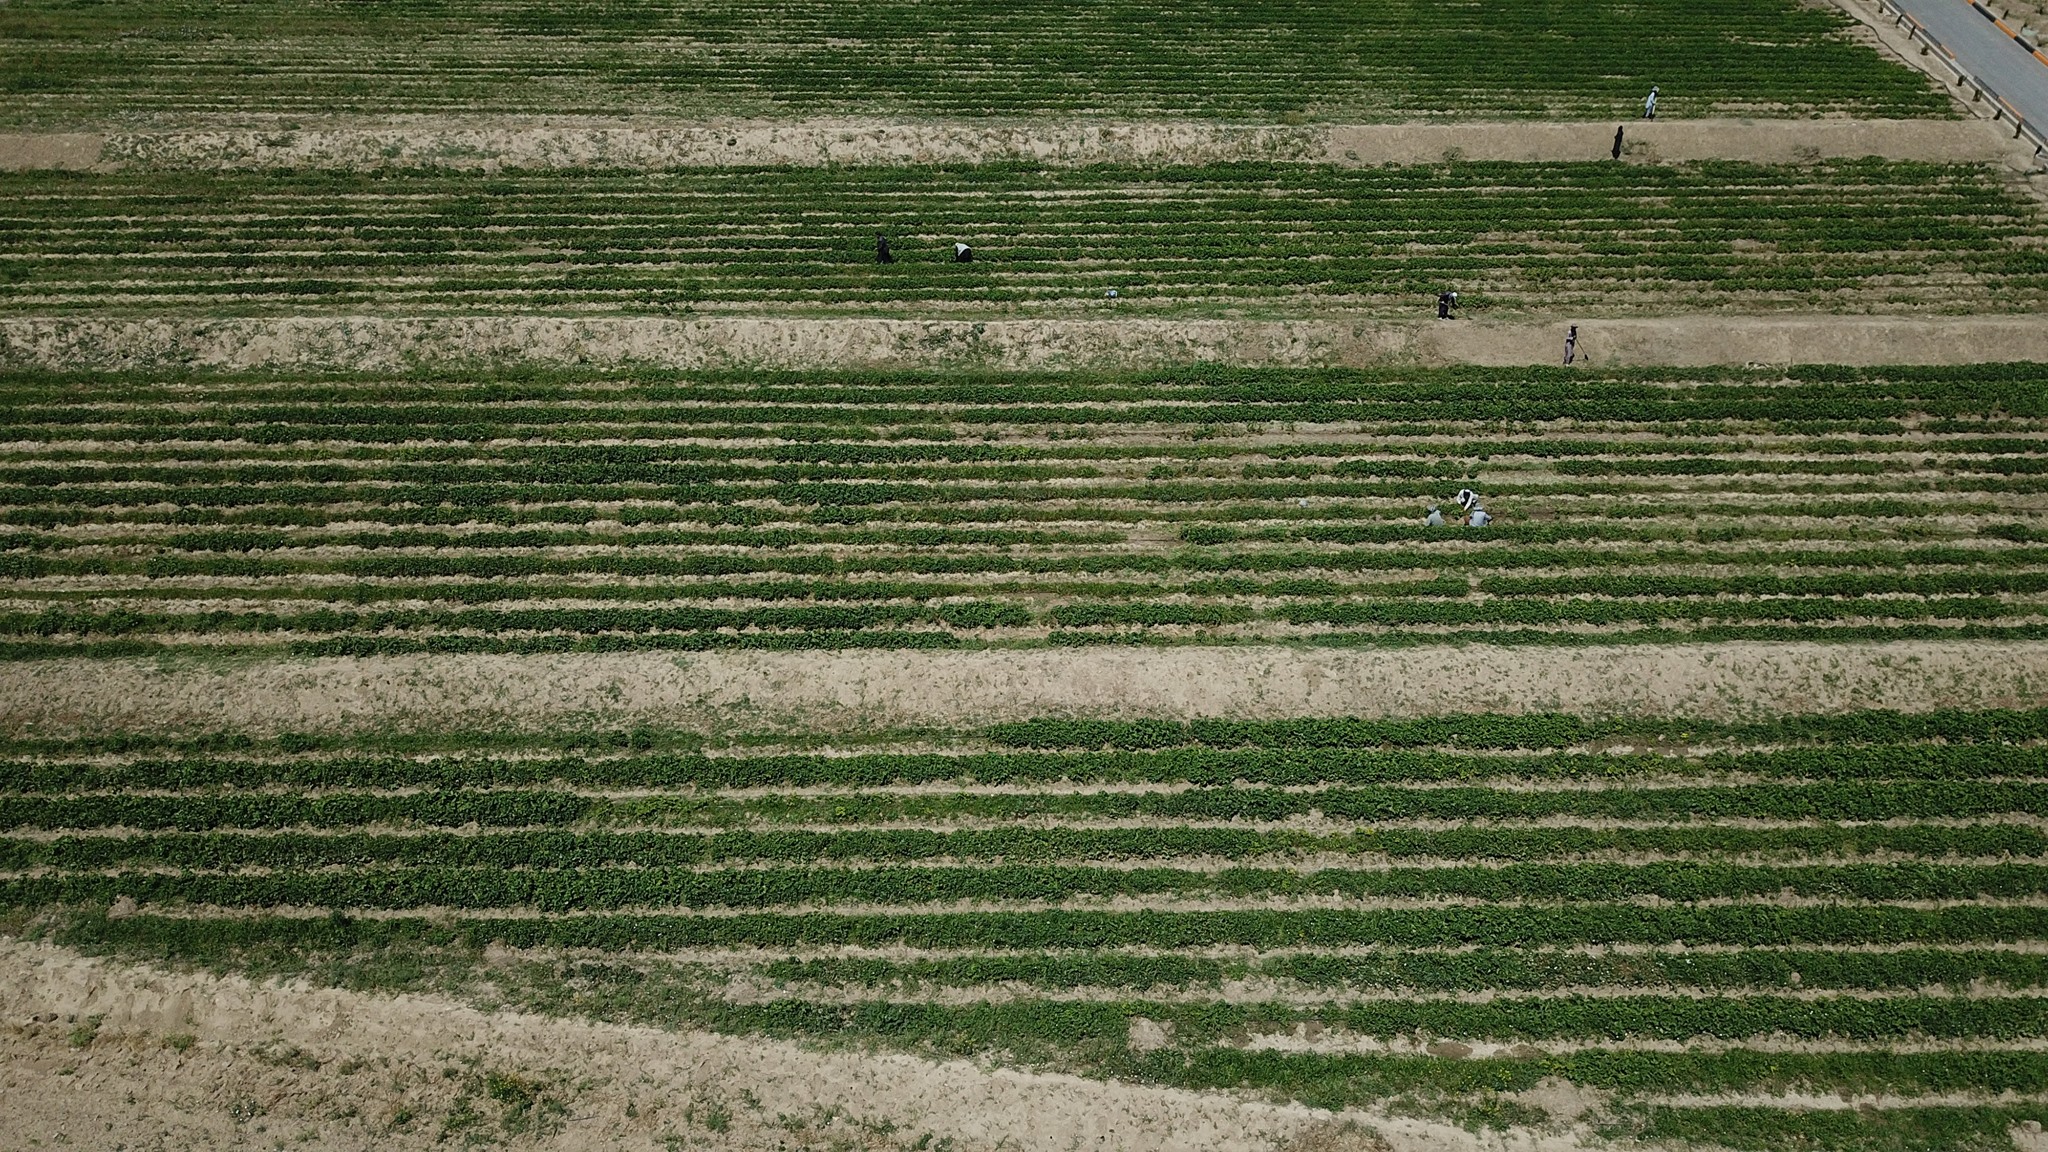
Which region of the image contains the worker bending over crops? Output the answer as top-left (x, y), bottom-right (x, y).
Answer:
top-left (1436, 290), bottom-right (1457, 320)
top-left (876, 234), bottom-right (894, 264)
top-left (1424, 505), bottom-right (1446, 527)
top-left (1457, 488), bottom-right (1492, 527)
top-left (954, 242), bottom-right (974, 263)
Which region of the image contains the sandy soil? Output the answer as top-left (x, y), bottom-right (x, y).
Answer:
top-left (3, 640), bottom-right (2041, 737)
top-left (0, 117), bottom-right (2015, 172)
top-left (0, 936), bottom-right (1587, 1152)
top-left (0, 133), bottom-right (103, 171)
top-left (8, 314), bottom-right (2048, 372)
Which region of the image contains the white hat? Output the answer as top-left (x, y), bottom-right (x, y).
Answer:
top-left (1456, 489), bottom-right (1478, 511)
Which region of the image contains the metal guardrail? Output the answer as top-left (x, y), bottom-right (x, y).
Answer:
top-left (1969, 1), bottom-right (2048, 68)
top-left (1872, 0), bottom-right (2048, 161)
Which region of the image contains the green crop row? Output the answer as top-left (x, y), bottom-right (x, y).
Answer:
top-left (6, 452), bottom-right (2043, 488)
top-left (12, 861), bottom-right (2046, 914)
top-left (12, 431), bottom-right (2048, 467)
top-left (58, 902), bottom-right (2048, 952)
top-left (3, 617), bottom-right (2039, 661)
top-left (11, 739), bottom-right (2043, 793)
top-left (6, 470), bottom-right (2037, 515)
top-left (6, 780), bottom-right (2042, 831)
top-left (9, 588), bottom-right (2043, 643)
top-left (987, 707), bottom-right (2048, 750)
top-left (4, 822), bottom-right (2035, 873)
top-left (9, 362), bottom-right (2045, 415)
top-left (760, 945), bottom-right (2048, 995)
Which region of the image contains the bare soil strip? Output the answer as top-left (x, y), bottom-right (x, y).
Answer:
top-left (0, 937), bottom-right (1566, 1152)
top-left (5, 640), bottom-right (2042, 737)
top-left (0, 118), bottom-right (2016, 172)
top-left (9, 314), bottom-right (2048, 371)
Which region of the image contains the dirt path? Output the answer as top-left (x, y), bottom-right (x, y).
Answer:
top-left (0, 936), bottom-right (1584, 1152)
top-left (8, 314), bottom-right (2048, 371)
top-left (4, 640), bottom-right (2042, 737)
top-left (0, 117), bottom-right (2018, 172)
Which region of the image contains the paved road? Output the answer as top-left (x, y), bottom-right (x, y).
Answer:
top-left (1888, 0), bottom-right (2048, 136)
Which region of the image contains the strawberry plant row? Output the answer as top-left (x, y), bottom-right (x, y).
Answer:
top-left (8, 733), bottom-right (2048, 795)
top-left (62, 904), bottom-right (2048, 951)
top-left (6, 780), bottom-right (2040, 831)
top-left (764, 946), bottom-right (2048, 995)
top-left (4, 822), bottom-right (2034, 872)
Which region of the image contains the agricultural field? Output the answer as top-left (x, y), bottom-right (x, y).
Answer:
top-left (3, 161), bottom-right (2045, 318)
top-left (11, 360), bottom-right (2048, 1152)
top-left (5, 0), bottom-right (2048, 1148)
top-left (11, 706), bottom-right (2048, 1151)
top-left (3, 364), bottom-right (2048, 659)
top-left (0, 0), bottom-right (1951, 128)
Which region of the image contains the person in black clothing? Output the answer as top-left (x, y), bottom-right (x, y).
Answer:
top-left (954, 242), bottom-right (974, 263)
top-left (1612, 126), bottom-right (1625, 160)
top-left (876, 234), bottom-right (894, 264)
top-left (1436, 290), bottom-right (1457, 320)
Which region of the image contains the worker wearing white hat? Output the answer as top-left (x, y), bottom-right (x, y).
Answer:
top-left (1457, 489), bottom-right (1492, 527)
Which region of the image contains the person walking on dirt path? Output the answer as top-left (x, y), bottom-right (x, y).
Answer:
top-left (1643, 86), bottom-right (1658, 120)
top-left (1563, 324), bottom-right (1580, 365)
top-left (954, 242), bottom-right (974, 263)
top-left (1612, 125), bottom-right (1625, 160)
top-left (1437, 290), bottom-right (1457, 319)
top-left (876, 234), bottom-right (894, 264)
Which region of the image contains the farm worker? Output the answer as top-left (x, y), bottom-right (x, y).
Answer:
top-left (1425, 505), bottom-right (1445, 527)
top-left (1457, 489), bottom-right (1492, 527)
top-left (1106, 288), bottom-right (1119, 299)
top-left (1643, 86), bottom-right (1658, 120)
top-left (1436, 290), bottom-right (1456, 319)
top-left (876, 234), bottom-right (894, 264)
top-left (954, 242), bottom-right (974, 263)
top-left (1563, 324), bottom-right (1580, 365)
top-left (1612, 125), bottom-right (1625, 160)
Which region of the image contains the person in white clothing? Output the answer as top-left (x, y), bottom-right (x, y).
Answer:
top-left (1643, 86), bottom-right (1658, 120)
top-left (1424, 505), bottom-right (1445, 527)
top-left (1457, 488), bottom-right (1492, 527)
